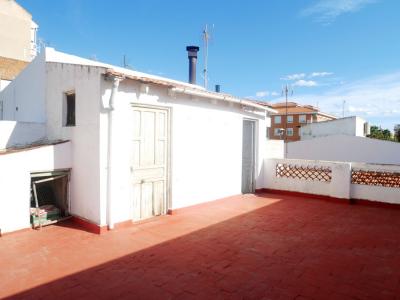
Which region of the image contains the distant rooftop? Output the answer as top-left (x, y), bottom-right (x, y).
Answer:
top-left (261, 101), bottom-right (337, 119)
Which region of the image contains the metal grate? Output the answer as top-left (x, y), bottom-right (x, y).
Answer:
top-left (276, 163), bottom-right (332, 182)
top-left (351, 170), bottom-right (400, 188)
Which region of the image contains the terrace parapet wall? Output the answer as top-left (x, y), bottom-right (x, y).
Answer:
top-left (263, 158), bottom-right (400, 205)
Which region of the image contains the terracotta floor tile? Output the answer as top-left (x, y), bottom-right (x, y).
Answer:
top-left (1, 193), bottom-right (400, 299)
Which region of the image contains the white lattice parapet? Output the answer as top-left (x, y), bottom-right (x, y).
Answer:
top-left (276, 163), bottom-right (332, 182)
top-left (352, 169), bottom-right (400, 188)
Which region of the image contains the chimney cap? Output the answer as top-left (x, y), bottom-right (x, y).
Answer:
top-left (186, 46), bottom-right (199, 58)
top-left (186, 45), bottom-right (200, 52)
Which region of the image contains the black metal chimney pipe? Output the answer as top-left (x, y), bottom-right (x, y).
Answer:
top-left (186, 46), bottom-right (199, 84)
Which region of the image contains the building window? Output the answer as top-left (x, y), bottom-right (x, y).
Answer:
top-left (64, 92), bottom-right (76, 127)
top-left (274, 116), bottom-right (281, 124)
top-left (274, 128), bottom-right (282, 136)
top-left (287, 115), bottom-right (293, 123)
top-left (287, 128), bottom-right (294, 136)
top-left (299, 115), bottom-right (306, 123)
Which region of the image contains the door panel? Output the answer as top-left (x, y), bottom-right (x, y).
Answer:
top-left (132, 106), bottom-right (168, 221)
top-left (141, 111), bottom-right (156, 166)
top-left (242, 119), bottom-right (256, 194)
top-left (132, 183), bottom-right (141, 220)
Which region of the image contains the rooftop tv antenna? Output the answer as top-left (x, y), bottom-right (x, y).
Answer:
top-left (281, 84), bottom-right (294, 157)
top-left (122, 54), bottom-right (133, 69)
top-left (202, 24), bottom-right (213, 89)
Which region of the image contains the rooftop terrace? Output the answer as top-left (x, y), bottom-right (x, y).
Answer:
top-left (1, 193), bottom-right (399, 299)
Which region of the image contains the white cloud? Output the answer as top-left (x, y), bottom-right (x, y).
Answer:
top-left (295, 71), bottom-right (400, 130)
top-left (253, 90), bottom-right (280, 98)
top-left (301, 0), bottom-right (377, 24)
top-left (293, 80), bottom-right (318, 87)
top-left (255, 91), bottom-right (269, 97)
top-left (281, 73), bottom-right (306, 81)
top-left (310, 72), bottom-right (333, 78)
top-left (282, 72), bottom-right (334, 81)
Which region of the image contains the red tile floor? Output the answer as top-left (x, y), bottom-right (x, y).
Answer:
top-left (1, 193), bottom-right (400, 299)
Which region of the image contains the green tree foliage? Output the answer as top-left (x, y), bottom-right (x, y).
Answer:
top-left (367, 125), bottom-right (394, 141)
top-left (394, 124), bottom-right (400, 142)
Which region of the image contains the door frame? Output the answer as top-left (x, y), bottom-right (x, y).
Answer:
top-left (130, 103), bottom-right (172, 217)
top-left (242, 118), bottom-right (258, 193)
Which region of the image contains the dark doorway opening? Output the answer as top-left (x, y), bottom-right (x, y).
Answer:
top-left (30, 169), bottom-right (71, 229)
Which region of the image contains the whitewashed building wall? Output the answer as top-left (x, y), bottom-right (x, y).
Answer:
top-left (262, 158), bottom-right (400, 205)
top-left (0, 121), bottom-right (46, 149)
top-left (45, 62), bottom-right (104, 225)
top-left (300, 116), bottom-right (368, 140)
top-left (287, 135), bottom-right (400, 165)
top-left (99, 79), bottom-right (268, 225)
top-left (0, 47), bottom-right (272, 231)
top-left (0, 142), bottom-right (71, 233)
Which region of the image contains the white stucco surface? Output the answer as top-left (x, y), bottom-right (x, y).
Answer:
top-left (0, 47), bottom-right (273, 231)
top-left (300, 116), bottom-right (367, 140)
top-left (287, 135), bottom-right (400, 165)
top-left (0, 79), bottom-right (11, 92)
top-left (263, 158), bottom-right (351, 199)
top-left (99, 80), bottom-right (268, 225)
top-left (0, 121), bottom-right (46, 149)
top-left (45, 62), bottom-right (103, 225)
top-left (262, 158), bottom-right (399, 205)
top-left (0, 142), bottom-right (71, 234)
top-left (265, 140), bottom-right (284, 159)
top-left (1, 50), bottom-right (46, 122)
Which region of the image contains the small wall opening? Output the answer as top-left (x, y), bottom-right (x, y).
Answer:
top-left (63, 91), bottom-right (76, 127)
top-left (30, 169), bottom-right (71, 228)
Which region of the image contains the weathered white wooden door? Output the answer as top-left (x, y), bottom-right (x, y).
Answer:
top-left (131, 106), bottom-right (168, 220)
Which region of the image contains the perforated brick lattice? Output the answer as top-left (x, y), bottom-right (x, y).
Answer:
top-left (276, 163), bottom-right (332, 182)
top-left (351, 170), bottom-right (400, 188)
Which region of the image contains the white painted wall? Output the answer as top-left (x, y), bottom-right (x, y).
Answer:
top-left (265, 139), bottom-right (284, 159)
top-left (351, 163), bottom-right (400, 204)
top-left (0, 79), bottom-right (11, 92)
top-left (0, 142), bottom-right (71, 234)
top-left (262, 158), bottom-right (400, 205)
top-left (1, 47), bottom-right (271, 229)
top-left (263, 158), bottom-right (351, 199)
top-left (300, 116), bottom-right (367, 140)
top-left (0, 121), bottom-right (46, 149)
top-left (45, 62), bottom-right (103, 225)
top-left (99, 80), bottom-right (269, 225)
top-left (287, 135), bottom-right (400, 165)
top-left (0, 50), bottom-right (46, 122)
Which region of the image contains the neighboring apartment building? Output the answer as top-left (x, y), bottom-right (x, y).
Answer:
top-left (0, 0), bottom-right (38, 91)
top-left (267, 102), bottom-right (336, 142)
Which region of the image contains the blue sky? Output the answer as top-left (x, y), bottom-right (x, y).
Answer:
top-left (20, 0), bottom-right (400, 131)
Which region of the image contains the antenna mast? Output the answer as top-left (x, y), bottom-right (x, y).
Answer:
top-left (202, 24), bottom-right (210, 89)
top-left (282, 84), bottom-right (293, 157)
top-left (123, 54), bottom-right (127, 68)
